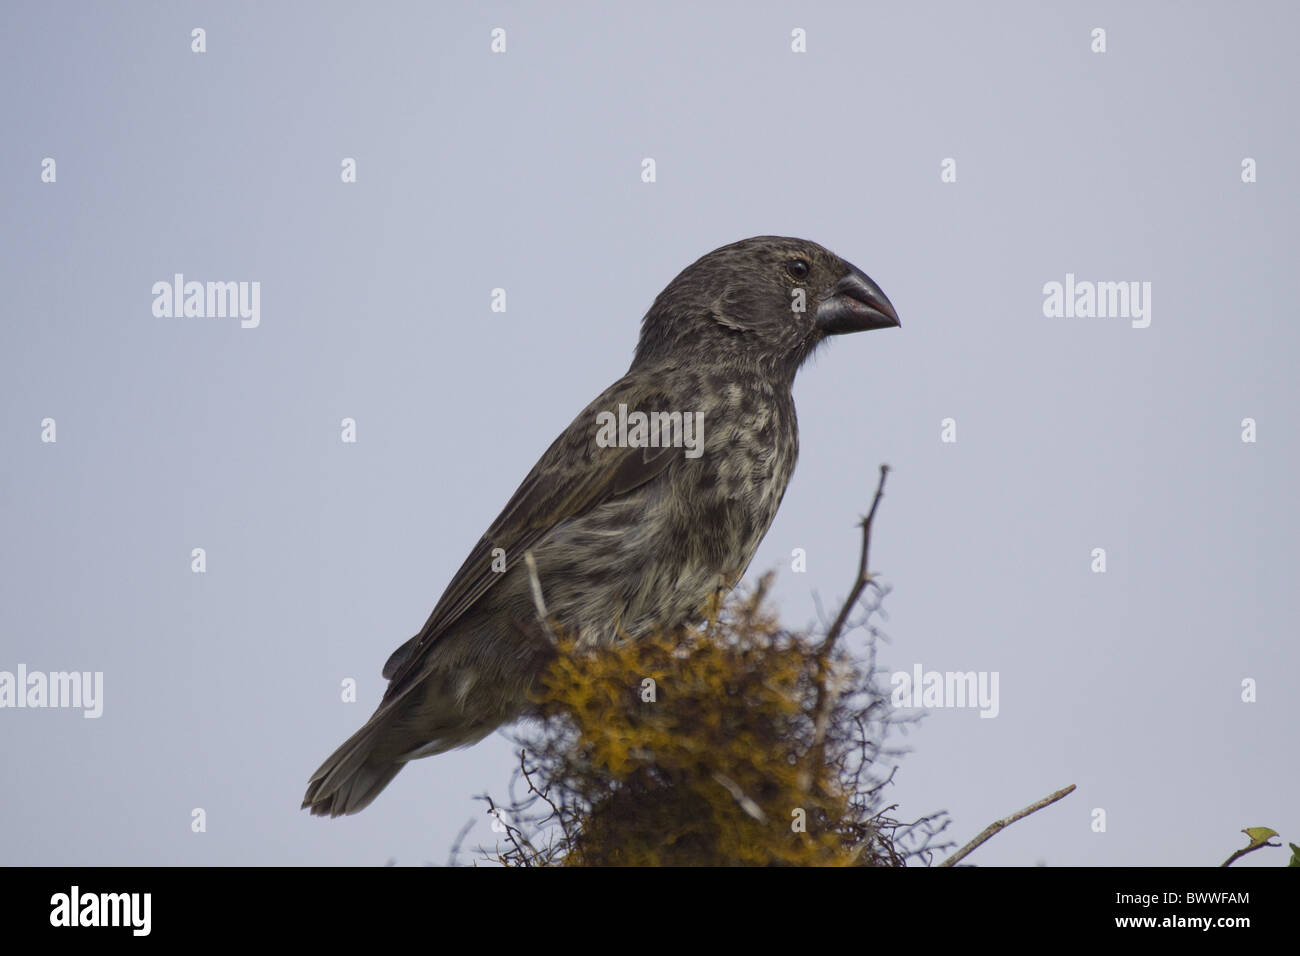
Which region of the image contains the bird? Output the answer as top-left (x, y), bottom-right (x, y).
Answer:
top-left (302, 235), bottom-right (899, 816)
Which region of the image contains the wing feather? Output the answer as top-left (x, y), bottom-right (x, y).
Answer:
top-left (380, 376), bottom-right (679, 689)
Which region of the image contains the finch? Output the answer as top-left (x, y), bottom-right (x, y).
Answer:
top-left (303, 235), bottom-right (899, 816)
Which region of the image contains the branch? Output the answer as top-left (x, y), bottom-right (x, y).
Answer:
top-left (821, 463), bottom-right (890, 657)
top-left (519, 748), bottom-right (570, 842)
top-left (1221, 828), bottom-right (1282, 867)
top-left (445, 818), bottom-right (476, 868)
top-left (523, 550), bottom-right (558, 646)
top-left (938, 784), bottom-right (1077, 867)
top-left (712, 771), bottom-right (768, 823)
top-left (481, 794), bottom-right (528, 865)
top-left (805, 464), bottom-right (890, 786)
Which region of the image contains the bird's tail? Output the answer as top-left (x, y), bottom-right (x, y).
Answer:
top-left (302, 717), bottom-right (404, 818)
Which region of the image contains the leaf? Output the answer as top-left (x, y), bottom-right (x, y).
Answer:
top-left (1288, 843), bottom-right (1300, 868)
top-left (1242, 826), bottom-right (1280, 849)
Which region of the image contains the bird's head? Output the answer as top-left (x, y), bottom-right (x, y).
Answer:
top-left (632, 236), bottom-right (899, 379)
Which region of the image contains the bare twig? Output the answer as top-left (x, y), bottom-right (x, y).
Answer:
top-left (939, 784), bottom-right (1077, 867)
top-left (482, 793), bottom-right (534, 866)
top-left (822, 464), bottom-right (890, 656)
top-left (523, 550), bottom-right (558, 646)
top-left (518, 748), bottom-right (570, 842)
top-left (805, 465), bottom-right (890, 787)
top-left (445, 818), bottom-right (476, 867)
top-left (712, 771), bottom-right (768, 823)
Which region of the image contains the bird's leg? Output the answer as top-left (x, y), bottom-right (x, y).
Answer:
top-left (702, 574), bottom-right (732, 636)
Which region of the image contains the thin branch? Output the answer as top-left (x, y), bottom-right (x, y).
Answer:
top-left (939, 784), bottom-right (1077, 867)
top-left (519, 748), bottom-right (569, 840)
top-left (712, 771), bottom-right (768, 823)
top-left (1221, 829), bottom-right (1282, 867)
top-left (821, 464), bottom-right (890, 656)
top-left (805, 464), bottom-right (890, 787)
top-left (523, 550), bottom-right (558, 646)
top-left (481, 793), bottom-right (534, 866)
top-left (445, 818), bottom-right (476, 868)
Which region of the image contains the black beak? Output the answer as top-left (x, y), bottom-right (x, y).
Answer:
top-left (816, 265), bottom-right (900, 335)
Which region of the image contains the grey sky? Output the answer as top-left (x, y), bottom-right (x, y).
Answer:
top-left (1, 1), bottom-right (1295, 866)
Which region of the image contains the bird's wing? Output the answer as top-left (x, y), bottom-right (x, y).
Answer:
top-left (381, 375), bottom-right (679, 688)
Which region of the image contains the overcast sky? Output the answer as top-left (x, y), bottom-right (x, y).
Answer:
top-left (2, 0), bottom-right (1296, 866)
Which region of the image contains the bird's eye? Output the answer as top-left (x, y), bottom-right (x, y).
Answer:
top-left (786, 258), bottom-right (811, 280)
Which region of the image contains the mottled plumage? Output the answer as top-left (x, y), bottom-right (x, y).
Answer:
top-left (303, 236), bottom-right (898, 816)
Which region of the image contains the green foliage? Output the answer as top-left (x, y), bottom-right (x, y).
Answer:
top-left (1221, 826), bottom-right (1290, 866)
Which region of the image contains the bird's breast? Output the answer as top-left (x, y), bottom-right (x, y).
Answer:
top-left (531, 380), bottom-right (798, 647)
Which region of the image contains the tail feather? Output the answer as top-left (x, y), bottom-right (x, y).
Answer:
top-left (303, 650), bottom-right (529, 816)
top-left (302, 719), bottom-right (404, 818)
